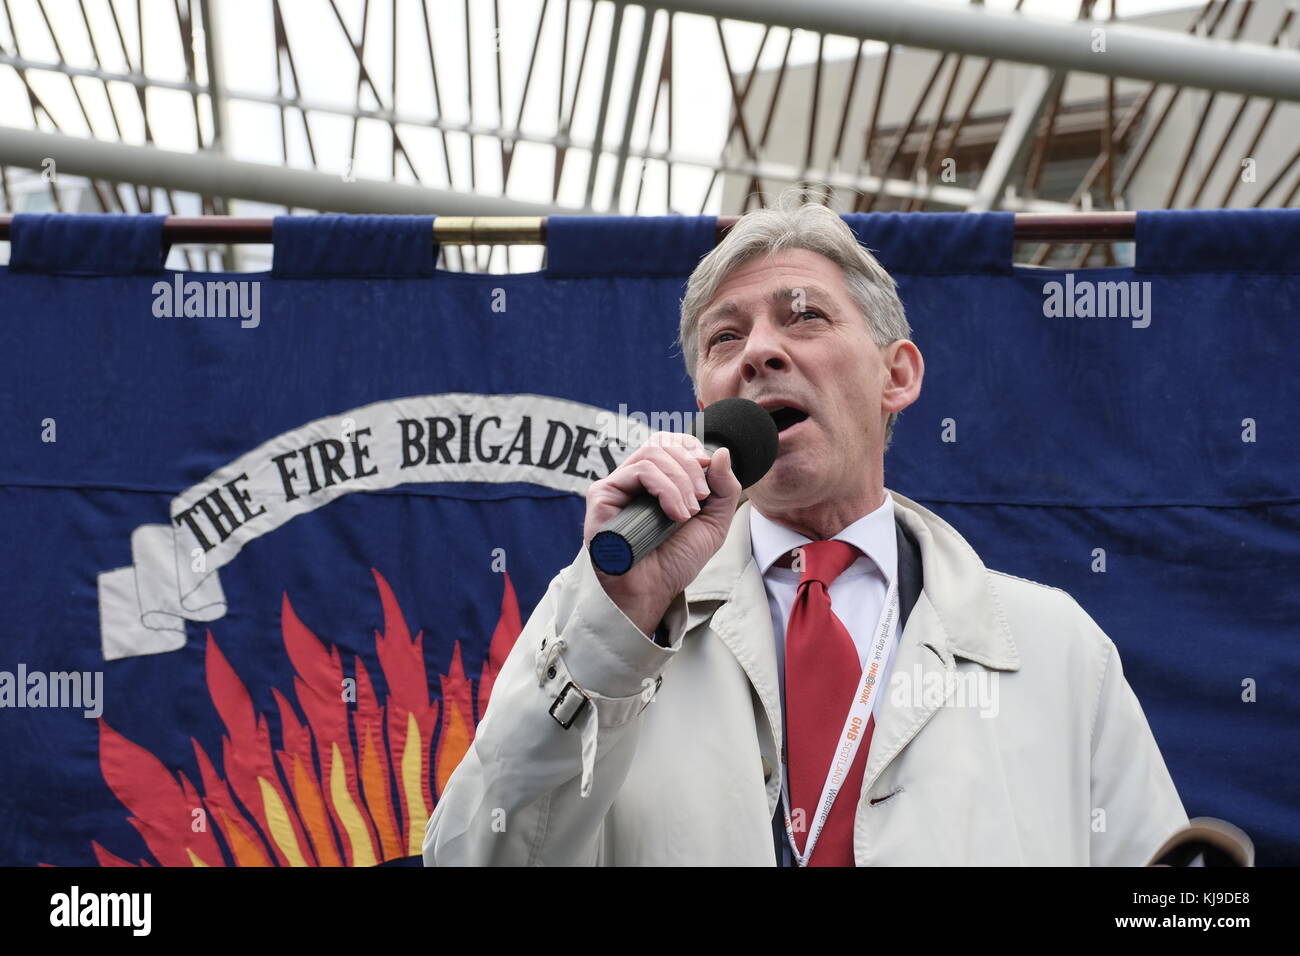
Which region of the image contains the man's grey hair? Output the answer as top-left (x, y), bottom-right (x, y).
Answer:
top-left (677, 188), bottom-right (912, 450)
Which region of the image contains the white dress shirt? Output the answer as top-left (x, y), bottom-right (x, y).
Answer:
top-left (749, 491), bottom-right (902, 865)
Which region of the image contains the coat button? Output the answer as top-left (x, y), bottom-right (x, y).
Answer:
top-left (761, 757), bottom-right (773, 782)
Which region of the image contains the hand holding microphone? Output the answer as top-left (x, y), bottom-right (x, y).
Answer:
top-left (582, 398), bottom-right (779, 637)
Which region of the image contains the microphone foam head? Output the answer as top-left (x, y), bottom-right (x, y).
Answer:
top-left (695, 397), bottom-right (780, 488)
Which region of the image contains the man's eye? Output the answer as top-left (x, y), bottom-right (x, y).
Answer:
top-left (710, 313), bottom-right (820, 347)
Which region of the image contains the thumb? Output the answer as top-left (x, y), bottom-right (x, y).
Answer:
top-left (703, 446), bottom-right (741, 505)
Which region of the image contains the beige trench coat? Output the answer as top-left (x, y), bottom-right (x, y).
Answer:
top-left (424, 490), bottom-right (1188, 865)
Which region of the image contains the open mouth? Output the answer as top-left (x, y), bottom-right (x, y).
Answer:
top-left (769, 406), bottom-right (810, 433)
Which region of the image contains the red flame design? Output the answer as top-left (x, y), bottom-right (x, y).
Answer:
top-left (88, 567), bottom-right (521, 866)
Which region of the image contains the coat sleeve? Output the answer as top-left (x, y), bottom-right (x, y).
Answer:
top-left (1086, 625), bottom-right (1190, 866)
top-left (423, 544), bottom-right (690, 866)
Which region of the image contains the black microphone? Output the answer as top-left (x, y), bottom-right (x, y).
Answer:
top-left (589, 397), bottom-right (780, 575)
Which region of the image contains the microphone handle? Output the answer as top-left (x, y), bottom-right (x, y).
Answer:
top-left (589, 441), bottom-right (718, 576)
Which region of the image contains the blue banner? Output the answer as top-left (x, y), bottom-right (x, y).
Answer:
top-left (1, 210), bottom-right (1296, 865)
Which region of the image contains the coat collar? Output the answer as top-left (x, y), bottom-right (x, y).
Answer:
top-left (887, 489), bottom-right (1021, 673)
top-left (683, 490), bottom-right (1022, 807)
top-left (685, 489), bottom-right (1020, 673)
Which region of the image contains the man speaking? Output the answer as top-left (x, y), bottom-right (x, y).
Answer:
top-left (423, 196), bottom-right (1189, 866)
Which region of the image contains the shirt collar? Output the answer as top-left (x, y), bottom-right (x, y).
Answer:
top-left (748, 492), bottom-right (898, 585)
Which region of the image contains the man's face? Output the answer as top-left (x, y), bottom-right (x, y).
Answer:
top-left (694, 248), bottom-right (895, 511)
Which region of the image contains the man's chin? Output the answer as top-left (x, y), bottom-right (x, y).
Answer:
top-left (752, 453), bottom-right (819, 500)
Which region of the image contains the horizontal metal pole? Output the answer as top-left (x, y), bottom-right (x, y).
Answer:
top-left (634, 0), bottom-right (1300, 102)
top-left (0, 123), bottom-right (1072, 215)
top-left (0, 211), bottom-right (1140, 244)
top-left (0, 126), bottom-right (569, 217)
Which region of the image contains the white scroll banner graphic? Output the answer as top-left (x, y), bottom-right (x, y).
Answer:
top-left (95, 392), bottom-right (680, 661)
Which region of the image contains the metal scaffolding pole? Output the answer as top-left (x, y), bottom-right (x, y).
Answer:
top-left (0, 127), bottom-right (569, 217)
top-left (628, 0), bottom-right (1300, 102)
top-left (969, 68), bottom-right (1065, 213)
top-left (199, 0), bottom-right (236, 268)
top-left (0, 121), bottom-right (1074, 216)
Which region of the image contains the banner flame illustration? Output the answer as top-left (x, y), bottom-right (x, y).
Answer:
top-left (89, 567), bottom-right (521, 866)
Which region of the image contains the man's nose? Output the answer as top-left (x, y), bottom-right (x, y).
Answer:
top-left (739, 319), bottom-right (789, 381)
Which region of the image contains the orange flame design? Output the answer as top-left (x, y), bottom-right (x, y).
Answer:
top-left (90, 567), bottom-right (521, 866)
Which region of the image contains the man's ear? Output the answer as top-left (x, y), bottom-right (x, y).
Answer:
top-left (697, 398), bottom-right (705, 412)
top-left (881, 340), bottom-right (924, 415)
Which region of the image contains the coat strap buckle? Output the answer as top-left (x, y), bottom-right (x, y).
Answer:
top-left (549, 681), bottom-right (591, 730)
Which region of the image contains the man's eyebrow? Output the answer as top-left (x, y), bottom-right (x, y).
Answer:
top-left (699, 285), bottom-right (835, 334)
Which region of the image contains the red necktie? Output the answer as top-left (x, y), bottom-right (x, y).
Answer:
top-left (782, 539), bottom-right (874, 866)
